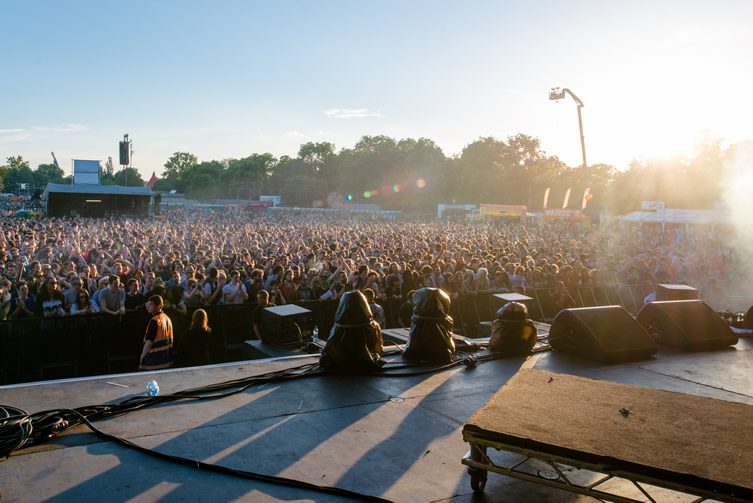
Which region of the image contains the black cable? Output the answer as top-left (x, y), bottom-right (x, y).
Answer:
top-left (0, 350), bottom-right (512, 499)
top-left (74, 407), bottom-right (394, 502)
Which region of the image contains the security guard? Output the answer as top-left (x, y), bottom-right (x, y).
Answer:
top-left (139, 295), bottom-right (174, 370)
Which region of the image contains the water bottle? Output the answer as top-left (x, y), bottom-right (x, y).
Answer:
top-left (312, 326), bottom-right (319, 344)
top-left (146, 379), bottom-right (160, 397)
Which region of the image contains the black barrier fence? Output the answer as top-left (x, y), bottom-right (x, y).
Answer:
top-left (0, 300), bottom-right (341, 385)
top-left (0, 284), bottom-right (734, 385)
top-left (448, 284), bottom-right (655, 337)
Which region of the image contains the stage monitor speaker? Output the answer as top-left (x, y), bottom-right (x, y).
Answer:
top-left (656, 283), bottom-right (698, 301)
top-left (119, 141), bottom-right (130, 165)
top-left (636, 300), bottom-right (737, 350)
top-left (549, 305), bottom-right (657, 363)
top-left (260, 304), bottom-right (312, 346)
top-left (745, 305), bottom-right (753, 329)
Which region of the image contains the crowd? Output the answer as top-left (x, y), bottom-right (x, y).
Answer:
top-left (0, 207), bottom-right (747, 324)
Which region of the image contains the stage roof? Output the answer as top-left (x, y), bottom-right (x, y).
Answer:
top-left (43, 183), bottom-right (151, 198)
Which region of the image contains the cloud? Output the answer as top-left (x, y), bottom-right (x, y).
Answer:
top-left (283, 130), bottom-right (308, 138)
top-left (501, 88), bottom-right (546, 98)
top-left (324, 108), bottom-right (383, 119)
top-left (668, 24), bottom-right (753, 47)
top-left (0, 124), bottom-right (88, 144)
top-left (32, 124), bottom-right (89, 133)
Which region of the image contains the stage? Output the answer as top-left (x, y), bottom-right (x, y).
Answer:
top-left (1, 333), bottom-right (751, 502)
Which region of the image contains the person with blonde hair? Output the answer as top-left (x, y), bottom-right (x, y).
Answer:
top-left (475, 267), bottom-right (491, 293)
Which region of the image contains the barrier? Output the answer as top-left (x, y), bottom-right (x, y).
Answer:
top-left (3, 285), bottom-right (745, 384)
top-left (0, 301), bottom-right (339, 385)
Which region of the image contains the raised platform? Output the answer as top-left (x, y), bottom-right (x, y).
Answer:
top-left (463, 369), bottom-right (753, 501)
top-left (1, 335), bottom-right (752, 502)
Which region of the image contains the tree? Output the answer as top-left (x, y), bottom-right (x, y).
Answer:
top-left (111, 168), bottom-right (145, 187)
top-left (163, 152), bottom-right (198, 179)
top-left (224, 153), bottom-right (276, 198)
top-left (183, 160), bottom-right (225, 200)
top-left (33, 163), bottom-right (66, 186)
top-left (0, 164), bottom-right (8, 190)
top-left (2, 156), bottom-right (35, 192)
top-left (392, 137), bottom-right (448, 211)
top-left (280, 174), bottom-right (327, 207)
top-left (335, 135), bottom-right (399, 205)
top-left (298, 142), bottom-right (335, 174)
top-left (7, 156), bottom-right (30, 171)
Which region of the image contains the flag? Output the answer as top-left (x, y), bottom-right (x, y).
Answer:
top-left (581, 187), bottom-right (592, 209)
top-left (543, 187), bottom-right (550, 209)
top-left (562, 188), bottom-right (571, 209)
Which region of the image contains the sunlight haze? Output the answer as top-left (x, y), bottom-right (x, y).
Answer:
top-left (2, 0), bottom-right (752, 178)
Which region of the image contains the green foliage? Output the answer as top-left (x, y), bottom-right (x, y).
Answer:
top-left (153, 132), bottom-right (730, 214)
top-left (184, 160), bottom-right (225, 200)
top-left (603, 135), bottom-right (727, 213)
top-left (34, 163), bottom-right (66, 185)
top-left (452, 134), bottom-right (558, 206)
top-left (7, 156), bottom-right (30, 171)
top-left (158, 152), bottom-right (198, 192)
top-left (280, 174), bottom-right (328, 207)
top-left (111, 168), bottom-right (145, 187)
top-left (6, 132), bottom-right (730, 214)
top-left (163, 152), bottom-right (197, 179)
top-left (3, 156), bottom-right (62, 192)
top-left (224, 153), bottom-right (277, 198)
top-left (3, 155), bottom-right (34, 192)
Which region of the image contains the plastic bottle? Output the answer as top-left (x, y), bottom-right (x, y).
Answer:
top-left (146, 379), bottom-right (160, 397)
top-left (312, 326), bottom-right (319, 344)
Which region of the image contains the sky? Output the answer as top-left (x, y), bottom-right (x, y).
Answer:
top-left (2, 0), bottom-right (753, 180)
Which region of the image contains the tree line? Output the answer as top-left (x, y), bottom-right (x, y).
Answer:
top-left (2, 133), bottom-right (736, 213)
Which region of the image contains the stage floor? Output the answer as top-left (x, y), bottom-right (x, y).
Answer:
top-left (1, 335), bottom-right (752, 502)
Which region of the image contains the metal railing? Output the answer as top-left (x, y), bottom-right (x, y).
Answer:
top-left (2, 287), bottom-right (750, 385)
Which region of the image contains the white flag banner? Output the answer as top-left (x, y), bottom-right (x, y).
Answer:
top-left (581, 187), bottom-right (591, 209)
top-left (543, 187), bottom-right (551, 209)
top-left (562, 187), bottom-right (571, 209)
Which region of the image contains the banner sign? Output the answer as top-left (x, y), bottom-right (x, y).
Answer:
top-left (544, 208), bottom-right (589, 221)
top-left (480, 204), bottom-right (526, 218)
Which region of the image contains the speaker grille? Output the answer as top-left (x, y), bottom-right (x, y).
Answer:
top-left (637, 300), bottom-right (737, 350)
top-left (550, 305), bottom-right (657, 363)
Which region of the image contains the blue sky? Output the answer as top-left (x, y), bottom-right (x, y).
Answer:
top-left (2, 0), bottom-right (753, 179)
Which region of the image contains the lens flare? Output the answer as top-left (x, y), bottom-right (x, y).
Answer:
top-left (724, 142), bottom-right (753, 237)
top-left (722, 141), bottom-right (753, 300)
top-left (345, 194), bottom-right (353, 202)
top-left (393, 184), bottom-right (400, 193)
top-left (363, 191), bottom-right (371, 198)
top-left (416, 178), bottom-right (427, 189)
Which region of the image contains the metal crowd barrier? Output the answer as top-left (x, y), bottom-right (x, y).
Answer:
top-left (0, 300), bottom-right (341, 385)
top-left (2, 287), bottom-right (749, 385)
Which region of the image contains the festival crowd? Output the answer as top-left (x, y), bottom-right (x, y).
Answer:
top-left (0, 208), bottom-right (745, 325)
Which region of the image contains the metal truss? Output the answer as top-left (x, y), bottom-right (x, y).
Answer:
top-left (462, 438), bottom-right (733, 502)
